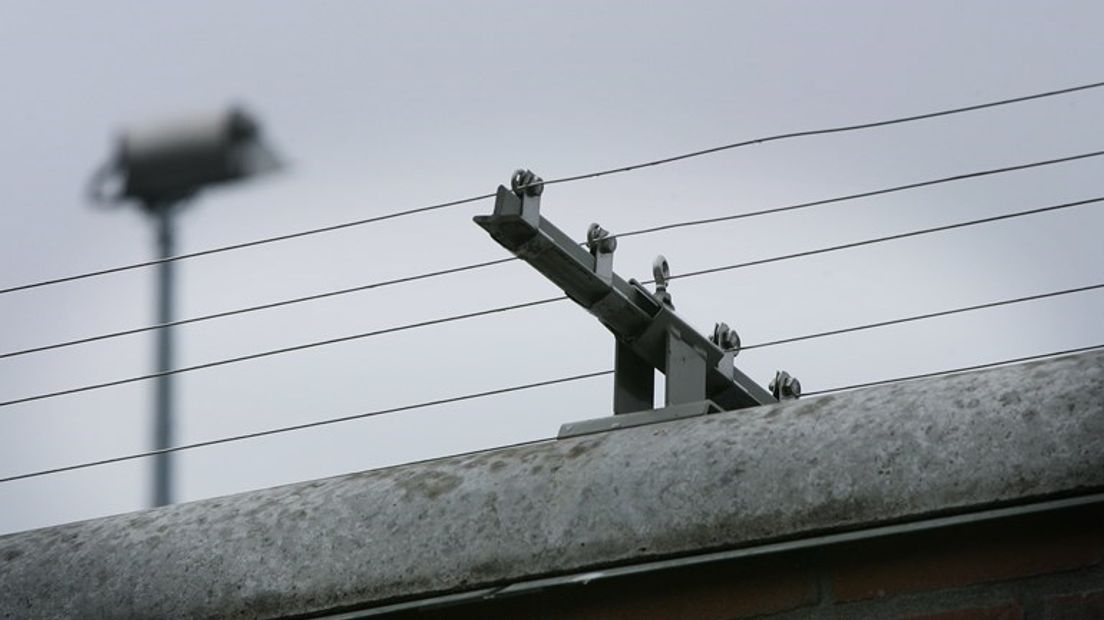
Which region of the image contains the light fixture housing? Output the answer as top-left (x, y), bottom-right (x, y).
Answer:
top-left (93, 106), bottom-right (281, 208)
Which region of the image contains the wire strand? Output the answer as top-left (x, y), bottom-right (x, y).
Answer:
top-left (802, 343), bottom-right (1104, 397)
top-left (1, 195), bottom-right (1099, 409)
top-left (0, 193), bottom-right (499, 296)
top-left (3, 80), bottom-right (1102, 296)
top-left (0, 257), bottom-right (516, 360)
top-left (0, 296), bottom-right (564, 408)
top-left (5, 149), bottom-right (1101, 361)
top-left (669, 196), bottom-right (1103, 281)
top-left (742, 282), bottom-right (1104, 350)
top-left (0, 370), bottom-right (613, 484)
top-left (614, 149), bottom-right (1104, 241)
top-left (4, 343), bottom-right (1101, 484)
top-left (540, 81), bottom-right (1104, 188)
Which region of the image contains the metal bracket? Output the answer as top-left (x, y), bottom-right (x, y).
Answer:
top-left (475, 169), bottom-right (799, 433)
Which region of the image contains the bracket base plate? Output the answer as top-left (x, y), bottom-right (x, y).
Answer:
top-left (557, 400), bottom-right (722, 439)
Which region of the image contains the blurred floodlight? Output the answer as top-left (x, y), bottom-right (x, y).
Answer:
top-left (91, 106), bottom-right (281, 207)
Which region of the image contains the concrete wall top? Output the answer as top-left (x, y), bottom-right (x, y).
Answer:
top-left (2, 350), bottom-right (1102, 619)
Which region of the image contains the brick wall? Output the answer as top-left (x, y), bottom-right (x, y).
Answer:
top-left (401, 501), bottom-right (1103, 620)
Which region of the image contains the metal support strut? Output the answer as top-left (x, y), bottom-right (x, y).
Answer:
top-left (474, 169), bottom-right (800, 437)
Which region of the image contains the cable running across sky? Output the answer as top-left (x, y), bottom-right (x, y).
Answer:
top-left (2, 343), bottom-right (1100, 485)
top-left (1, 79), bottom-right (1101, 297)
top-left (4, 148), bottom-right (1101, 360)
top-left (0, 189), bottom-right (1099, 408)
top-left (667, 196), bottom-right (1104, 281)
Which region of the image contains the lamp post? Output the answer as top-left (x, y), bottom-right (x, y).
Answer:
top-left (90, 106), bottom-right (280, 507)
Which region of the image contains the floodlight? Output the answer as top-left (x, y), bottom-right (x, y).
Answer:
top-left (92, 106), bottom-right (280, 207)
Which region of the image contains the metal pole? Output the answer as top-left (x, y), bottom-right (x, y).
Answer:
top-left (151, 204), bottom-right (175, 507)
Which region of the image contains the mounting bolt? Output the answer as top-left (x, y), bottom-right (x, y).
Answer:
top-left (511, 169), bottom-right (544, 197)
top-left (711, 322), bottom-right (741, 354)
top-left (586, 223), bottom-right (617, 254)
top-left (769, 371), bottom-right (801, 401)
top-left (653, 255), bottom-right (673, 308)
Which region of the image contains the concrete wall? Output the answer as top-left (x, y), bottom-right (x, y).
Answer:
top-left (1, 350), bottom-right (1102, 619)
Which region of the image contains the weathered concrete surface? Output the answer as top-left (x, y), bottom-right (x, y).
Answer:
top-left (2, 350), bottom-right (1102, 619)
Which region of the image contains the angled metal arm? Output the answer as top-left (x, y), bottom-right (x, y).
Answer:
top-left (474, 172), bottom-right (778, 415)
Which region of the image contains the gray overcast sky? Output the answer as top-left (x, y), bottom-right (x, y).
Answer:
top-left (1, 1), bottom-right (1103, 535)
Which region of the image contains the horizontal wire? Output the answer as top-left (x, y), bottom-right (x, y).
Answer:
top-left (3, 79), bottom-right (1102, 297)
top-left (803, 343), bottom-right (1104, 397)
top-left (4, 342), bottom-right (1102, 484)
top-left (0, 257), bottom-right (516, 360)
top-left (670, 196), bottom-right (1103, 281)
top-left (614, 149), bottom-right (1104, 241)
top-left (0, 371), bottom-right (613, 484)
top-left (540, 80), bottom-right (1104, 189)
top-left (1, 195), bottom-right (1099, 409)
top-left (6, 148), bottom-right (1101, 361)
top-left (0, 192), bottom-right (496, 296)
top-left (0, 296), bottom-right (564, 408)
top-left (741, 282), bottom-right (1104, 351)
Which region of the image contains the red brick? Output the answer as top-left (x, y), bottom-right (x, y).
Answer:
top-left (1044, 589), bottom-right (1104, 619)
top-left (831, 511), bottom-right (1103, 602)
top-left (903, 601), bottom-right (1023, 620)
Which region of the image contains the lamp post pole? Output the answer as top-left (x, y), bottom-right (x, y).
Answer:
top-left (89, 106), bottom-right (281, 509)
top-left (151, 203), bottom-right (176, 507)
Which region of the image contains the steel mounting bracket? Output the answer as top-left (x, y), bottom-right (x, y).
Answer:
top-left (474, 169), bottom-right (798, 435)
